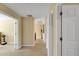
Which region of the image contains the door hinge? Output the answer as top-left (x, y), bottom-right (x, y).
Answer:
top-left (60, 37), bottom-right (63, 41)
top-left (60, 12), bottom-right (62, 16)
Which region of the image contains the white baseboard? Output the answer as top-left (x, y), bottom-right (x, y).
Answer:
top-left (14, 45), bottom-right (22, 49)
top-left (43, 39), bottom-right (46, 43)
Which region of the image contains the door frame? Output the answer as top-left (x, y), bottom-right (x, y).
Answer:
top-left (46, 12), bottom-right (53, 56)
top-left (57, 3), bottom-right (62, 56)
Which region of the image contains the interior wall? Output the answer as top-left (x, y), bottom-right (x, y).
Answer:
top-left (22, 16), bottom-right (34, 46)
top-left (0, 19), bottom-right (14, 45)
top-left (46, 3), bottom-right (58, 56)
top-left (52, 4), bottom-right (57, 56)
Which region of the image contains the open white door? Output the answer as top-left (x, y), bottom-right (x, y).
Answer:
top-left (0, 12), bottom-right (20, 49)
top-left (62, 5), bottom-right (79, 56)
top-left (14, 20), bottom-right (19, 49)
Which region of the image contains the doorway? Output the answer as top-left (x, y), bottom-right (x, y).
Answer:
top-left (34, 18), bottom-right (46, 43)
top-left (0, 13), bottom-right (19, 50)
top-left (34, 18), bottom-right (47, 55)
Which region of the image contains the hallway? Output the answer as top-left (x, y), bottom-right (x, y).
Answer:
top-left (0, 39), bottom-right (47, 56)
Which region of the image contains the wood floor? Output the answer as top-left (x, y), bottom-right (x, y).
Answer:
top-left (0, 39), bottom-right (47, 56)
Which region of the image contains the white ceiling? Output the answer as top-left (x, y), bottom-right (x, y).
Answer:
top-left (3, 3), bottom-right (51, 18)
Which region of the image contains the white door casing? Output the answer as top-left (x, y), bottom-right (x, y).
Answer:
top-left (14, 19), bottom-right (19, 49)
top-left (62, 5), bottom-right (79, 56)
top-left (46, 13), bottom-right (53, 56)
top-left (57, 4), bottom-right (62, 56)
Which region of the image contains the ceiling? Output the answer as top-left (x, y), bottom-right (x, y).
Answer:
top-left (3, 3), bottom-right (51, 19)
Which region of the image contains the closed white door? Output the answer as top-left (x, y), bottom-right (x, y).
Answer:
top-left (62, 5), bottom-right (79, 56)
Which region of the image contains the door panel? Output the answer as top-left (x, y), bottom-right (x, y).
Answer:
top-left (62, 5), bottom-right (79, 56)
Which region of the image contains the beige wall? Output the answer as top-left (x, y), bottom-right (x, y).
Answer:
top-left (51, 4), bottom-right (57, 56)
top-left (47, 3), bottom-right (57, 56)
top-left (22, 16), bottom-right (34, 46)
top-left (52, 5), bottom-right (57, 56)
top-left (0, 19), bottom-right (14, 45)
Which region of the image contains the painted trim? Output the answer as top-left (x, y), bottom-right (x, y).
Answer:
top-left (15, 45), bottom-right (22, 49)
top-left (33, 20), bottom-right (35, 46)
top-left (19, 45), bottom-right (22, 49)
top-left (46, 13), bottom-right (50, 56)
top-left (57, 3), bottom-right (62, 56)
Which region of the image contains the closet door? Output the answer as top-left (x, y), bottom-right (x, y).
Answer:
top-left (62, 5), bottom-right (79, 56)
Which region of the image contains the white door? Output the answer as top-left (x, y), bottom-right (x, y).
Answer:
top-left (14, 20), bottom-right (19, 49)
top-left (62, 5), bottom-right (79, 56)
